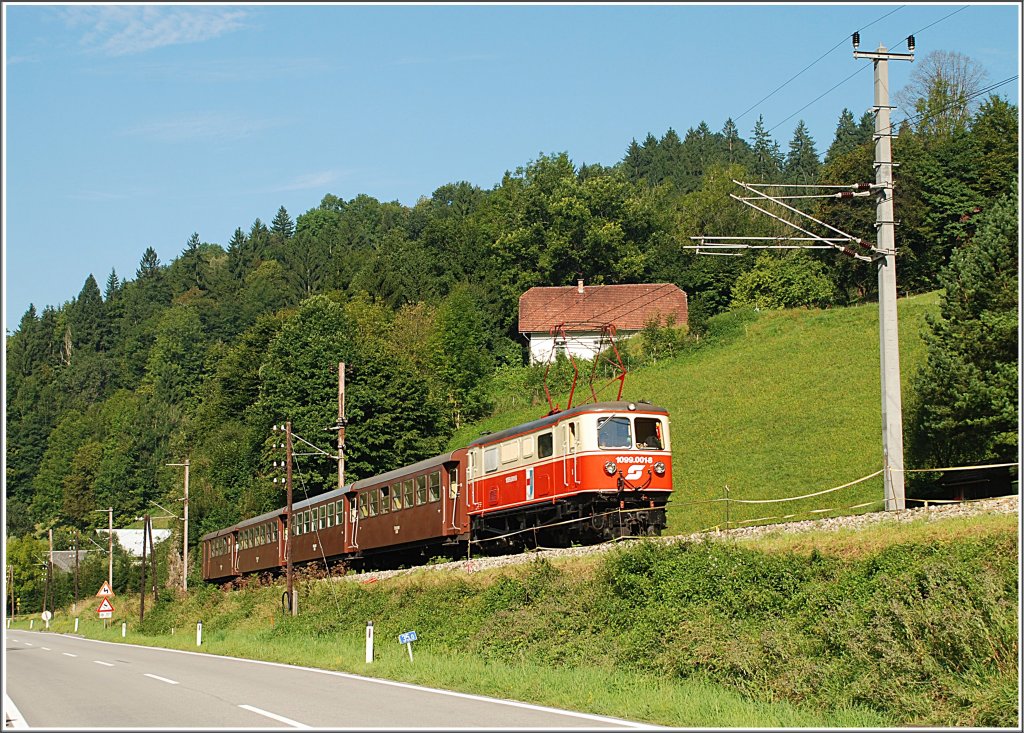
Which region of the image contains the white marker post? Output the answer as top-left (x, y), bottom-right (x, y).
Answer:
top-left (398, 630), bottom-right (417, 663)
top-left (196, 620), bottom-right (203, 646)
top-left (365, 621), bottom-right (374, 663)
top-left (74, 618), bottom-right (79, 633)
top-left (121, 622), bottom-right (126, 638)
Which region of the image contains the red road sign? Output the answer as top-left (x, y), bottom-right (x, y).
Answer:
top-left (97, 598), bottom-right (114, 618)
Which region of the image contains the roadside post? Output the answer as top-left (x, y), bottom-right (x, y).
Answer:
top-left (398, 630), bottom-right (417, 662)
top-left (197, 620), bottom-right (203, 646)
top-left (121, 622), bottom-right (127, 638)
top-left (74, 617), bottom-right (79, 633)
top-left (365, 621), bottom-right (374, 663)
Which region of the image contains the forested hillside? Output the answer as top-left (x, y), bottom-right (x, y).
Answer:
top-left (5, 55), bottom-right (1019, 579)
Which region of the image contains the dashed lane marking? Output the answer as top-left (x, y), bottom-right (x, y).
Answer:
top-left (238, 705), bottom-right (310, 728)
top-left (143, 673), bottom-right (179, 685)
top-left (93, 661), bottom-right (115, 667)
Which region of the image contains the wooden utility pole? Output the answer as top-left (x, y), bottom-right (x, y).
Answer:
top-left (45, 529), bottom-right (53, 616)
top-left (285, 420), bottom-right (294, 615)
top-left (74, 530), bottom-right (80, 610)
top-left (150, 515), bottom-right (157, 603)
top-left (338, 362), bottom-right (346, 492)
top-left (139, 515), bottom-right (149, 622)
top-left (167, 459), bottom-right (190, 592)
top-left (107, 508), bottom-right (113, 589)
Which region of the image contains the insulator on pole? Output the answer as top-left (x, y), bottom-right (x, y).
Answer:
top-left (855, 238), bottom-right (874, 250)
top-left (855, 182), bottom-right (871, 191)
top-left (838, 191), bottom-right (854, 199)
top-left (841, 247), bottom-right (859, 258)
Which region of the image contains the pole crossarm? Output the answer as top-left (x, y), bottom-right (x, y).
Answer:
top-left (732, 180), bottom-right (879, 258)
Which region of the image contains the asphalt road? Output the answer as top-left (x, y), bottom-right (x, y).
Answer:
top-left (5, 630), bottom-right (657, 729)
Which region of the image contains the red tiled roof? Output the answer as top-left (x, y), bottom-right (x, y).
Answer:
top-left (518, 283), bottom-right (688, 333)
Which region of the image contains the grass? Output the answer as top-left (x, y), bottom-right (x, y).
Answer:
top-left (452, 293), bottom-right (941, 534)
top-left (16, 510), bottom-right (1017, 729)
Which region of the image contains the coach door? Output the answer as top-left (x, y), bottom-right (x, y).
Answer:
top-left (446, 467), bottom-right (460, 532)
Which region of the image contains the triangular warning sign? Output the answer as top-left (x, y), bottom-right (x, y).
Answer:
top-left (97, 598), bottom-right (114, 613)
top-left (95, 581), bottom-right (115, 598)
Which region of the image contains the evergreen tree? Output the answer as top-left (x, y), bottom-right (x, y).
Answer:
top-left (908, 188), bottom-right (1019, 470)
top-left (969, 95), bottom-right (1019, 201)
top-left (136, 247), bottom-right (161, 279)
top-left (825, 108), bottom-right (861, 164)
top-left (784, 120), bottom-right (821, 184)
top-left (104, 269), bottom-right (121, 301)
top-left (271, 206), bottom-right (295, 240)
top-left (751, 115), bottom-right (783, 181)
top-left (249, 218), bottom-right (271, 258)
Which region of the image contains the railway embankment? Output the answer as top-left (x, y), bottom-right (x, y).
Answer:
top-left (25, 496), bottom-right (1019, 728)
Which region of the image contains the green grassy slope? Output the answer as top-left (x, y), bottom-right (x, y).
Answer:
top-left (452, 292), bottom-right (940, 534)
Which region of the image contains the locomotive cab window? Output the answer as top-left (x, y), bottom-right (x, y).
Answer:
top-left (635, 418), bottom-right (664, 450)
top-left (598, 416), bottom-right (632, 449)
top-left (538, 432), bottom-right (553, 459)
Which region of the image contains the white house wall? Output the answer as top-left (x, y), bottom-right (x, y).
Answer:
top-left (526, 331), bottom-right (636, 365)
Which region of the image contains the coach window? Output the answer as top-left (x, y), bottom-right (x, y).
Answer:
top-left (369, 490), bottom-right (379, 517)
top-left (305, 510), bottom-right (312, 534)
top-left (392, 484), bottom-right (403, 511)
top-left (319, 505), bottom-right (326, 529)
top-left (484, 446), bottom-right (499, 473)
top-left (403, 479), bottom-right (415, 509)
top-left (359, 493), bottom-right (369, 519)
top-left (428, 471), bottom-right (441, 502)
top-left (327, 504), bottom-right (334, 527)
top-left (538, 432), bottom-right (553, 459)
top-left (335, 501), bottom-right (343, 524)
top-left (416, 475), bottom-right (427, 505)
top-left (292, 516), bottom-right (299, 537)
top-left (521, 436), bottom-right (534, 458)
top-left (379, 486), bottom-right (390, 514)
top-left (635, 418), bottom-right (664, 450)
top-left (272, 523), bottom-right (278, 542)
top-left (598, 416), bottom-right (632, 449)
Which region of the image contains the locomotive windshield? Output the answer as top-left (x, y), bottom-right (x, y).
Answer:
top-left (598, 416), bottom-right (632, 448)
top-left (598, 415), bottom-right (664, 450)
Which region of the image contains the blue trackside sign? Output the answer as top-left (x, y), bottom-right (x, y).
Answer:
top-left (398, 631), bottom-right (418, 644)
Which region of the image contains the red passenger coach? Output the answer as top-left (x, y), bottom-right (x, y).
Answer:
top-left (200, 401), bottom-right (672, 580)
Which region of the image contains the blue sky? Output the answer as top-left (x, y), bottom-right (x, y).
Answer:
top-left (3, 3), bottom-right (1020, 327)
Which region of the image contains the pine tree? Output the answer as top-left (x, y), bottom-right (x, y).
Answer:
top-left (908, 188), bottom-right (1019, 470)
top-left (271, 206), bottom-right (295, 240)
top-left (104, 269), bottom-right (121, 301)
top-left (136, 247), bottom-right (161, 279)
top-left (825, 108), bottom-right (861, 164)
top-left (751, 115), bottom-right (782, 181)
top-left (784, 120), bottom-right (820, 184)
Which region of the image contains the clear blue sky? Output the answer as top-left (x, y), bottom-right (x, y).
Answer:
top-left (3, 3), bottom-right (1020, 327)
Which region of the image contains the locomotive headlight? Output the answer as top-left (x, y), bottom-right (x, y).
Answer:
top-left (604, 461), bottom-right (617, 476)
top-left (653, 461), bottom-right (666, 476)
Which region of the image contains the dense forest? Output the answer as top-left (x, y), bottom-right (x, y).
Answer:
top-left (5, 51), bottom-right (1019, 598)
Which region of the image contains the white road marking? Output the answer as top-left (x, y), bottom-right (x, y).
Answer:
top-left (40, 647), bottom-right (51, 651)
top-left (22, 642), bottom-right (32, 646)
top-left (93, 661), bottom-right (115, 667)
top-left (45, 633), bottom-right (659, 728)
top-left (239, 705), bottom-right (310, 728)
top-left (143, 673), bottom-right (179, 685)
top-left (4, 694), bottom-right (29, 728)
top-left (63, 652), bottom-right (78, 657)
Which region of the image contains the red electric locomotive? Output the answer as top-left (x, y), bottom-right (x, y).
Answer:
top-left (200, 400), bottom-right (672, 580)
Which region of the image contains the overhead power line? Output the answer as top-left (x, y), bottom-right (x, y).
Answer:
top-left (734, 5), bottom-right (906, 126)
